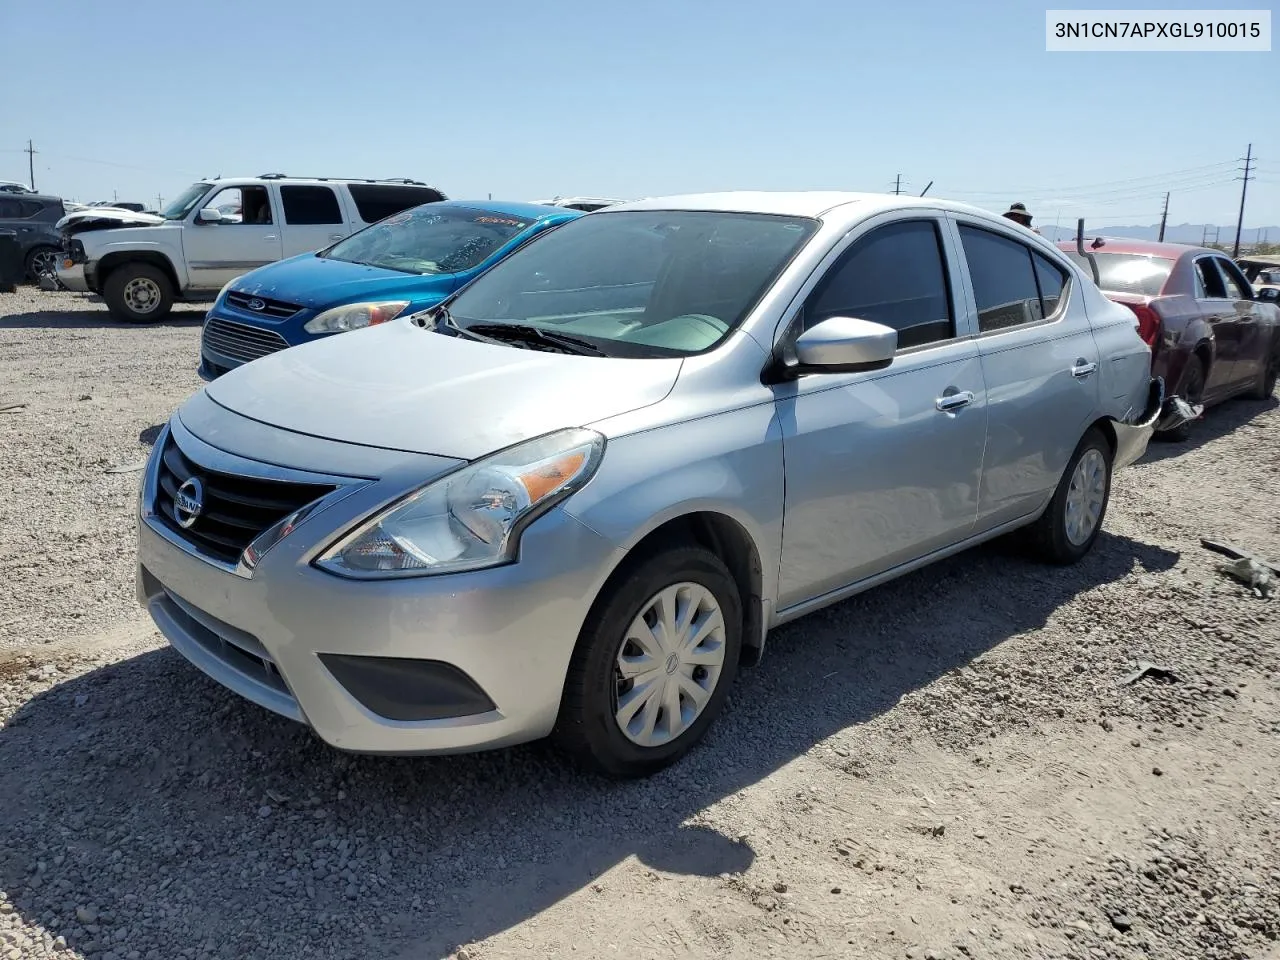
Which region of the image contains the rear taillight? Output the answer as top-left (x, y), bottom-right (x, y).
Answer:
top-left (1122, 303), bottom-right (1161, 347)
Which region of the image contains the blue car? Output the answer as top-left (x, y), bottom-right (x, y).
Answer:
top-left (198, 200), bottom-right (583, 379)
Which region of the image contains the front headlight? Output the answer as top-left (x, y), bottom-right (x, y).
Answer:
top-left (216, 275), bottom-right (245, 302)
top-left (315, 428), bottom-right (605, 579)
top-left (303, 301), bottom-right (410, 335)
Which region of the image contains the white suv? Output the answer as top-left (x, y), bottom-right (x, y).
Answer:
top-left (56, 175), bottom-right (446, 322)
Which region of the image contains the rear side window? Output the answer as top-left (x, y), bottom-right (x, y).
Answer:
top-left (281, 186), bottom-right (342, 225)
top-left (347, 184), bottom-right (446, 223)
top-left (960, 225), bottom-right (1051, 332)
top-left (1033, 252), bottom-right (1068, 316)
top-left (1215, 258), bottom-right (1251, 299)
top-left (0, 199), bottom-right (24, 218)
top-left (805, 219), bottom-right (955, 349)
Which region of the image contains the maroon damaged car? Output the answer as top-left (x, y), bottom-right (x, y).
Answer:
top-left (1059, 238), bottom-right (1280, 439)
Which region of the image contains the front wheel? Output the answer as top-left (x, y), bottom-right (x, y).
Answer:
top-left (553, 545), bottom-right (742, 778)
top-left (23, 246), bottom-right (59, 284)
top-left (1025, 428), bottom-right (1113, 565)
top-left (104, 263), bottom-right (174, 322)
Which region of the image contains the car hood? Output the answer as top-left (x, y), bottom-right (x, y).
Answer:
top-left (202, 320), bottom-right (683, 460)
top-left (235, 254), bottom-right (456, 309)
top-left (56, 208), bottom-right (165, 232)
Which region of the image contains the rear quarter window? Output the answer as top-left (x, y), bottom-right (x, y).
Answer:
top-left (346, 184), bottom-right (447, 224)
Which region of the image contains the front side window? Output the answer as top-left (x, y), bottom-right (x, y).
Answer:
top-left (201, 186), bottom-right (273, 225)
top-left (1215, 258), bottom-right (1251, 300)
top-left (281, 185), bottom-right (342, 225)
top-left (960, 225), bottom-right (1048, 332)
top-left (323, 206), bottom-right (535, 275)
top-left (1195, 258), bottom-right (1227, 299)
top-left (0, 198), bottom-right (24, 218)
top-left (804, 219), bottom-right (954, 348)
top-left (446, 210), bottom-right (817, 358)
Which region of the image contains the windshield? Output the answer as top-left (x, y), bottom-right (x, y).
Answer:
top-left (322, 206), bottom-right (535, 275)
top-left (445, 210), bottom-right (817, 358)
top-left (1067, 251), bottom-right (1174, 296)
top-left (161, 183), bottom-right (212, 221)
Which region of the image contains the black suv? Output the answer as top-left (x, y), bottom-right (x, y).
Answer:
top-left (0, 193), bottom-right (66, 282)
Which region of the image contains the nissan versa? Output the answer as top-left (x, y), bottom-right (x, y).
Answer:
top-left (199, 200), bottom-right (582, 379)
top-left (137, 192), bottom-right (1162, 778)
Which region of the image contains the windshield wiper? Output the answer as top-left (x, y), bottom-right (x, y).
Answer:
top-left (463, 322), bottom-right (605, 357)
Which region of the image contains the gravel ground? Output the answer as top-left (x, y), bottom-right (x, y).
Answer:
top-left (1, 287), bottom-right (1278, 960)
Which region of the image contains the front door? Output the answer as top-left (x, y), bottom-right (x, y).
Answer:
top-left (1213, 255), bottom-right (1266, 386)
top-left (776, 216), bottom-right (987, 611)
top-left (1192, 256), bottom-right (1244, 393)
top-left (183, 185), bottom-right (283, 291)
top-left (950, 217), bottom-right (1101, 528)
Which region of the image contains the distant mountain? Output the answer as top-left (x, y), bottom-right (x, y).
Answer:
top-left (1038, 223), bottom-right (1280, 247)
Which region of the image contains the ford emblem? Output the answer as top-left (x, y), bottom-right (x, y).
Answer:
top-left (246, 298), bottom-right (266, 311)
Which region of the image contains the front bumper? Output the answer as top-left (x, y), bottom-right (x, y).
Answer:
top-left (55, 260), bottom-right (90, 293)
top-left (136, 422), bottom-right (625, 755)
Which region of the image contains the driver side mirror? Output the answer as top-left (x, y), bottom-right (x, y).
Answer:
top-left (1257, 287), bottom-right (1279, 304)
top-left (787, 316), bottom-right (897, 376)
top-left (197, 208), bottom-right (223, 224)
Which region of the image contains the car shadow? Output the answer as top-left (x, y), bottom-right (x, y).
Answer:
top-left (0, 308), bottom-right (207, 329)
top-left (0, 531), bottom-right (1178, 959)
top-left (1143, 392), bottom-right (1278, 463)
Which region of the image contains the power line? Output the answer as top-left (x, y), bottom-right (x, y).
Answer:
top-left (1233, 143), bottom-right (1254, 258)
top-left (941, 159), bottom-right (1238, 197)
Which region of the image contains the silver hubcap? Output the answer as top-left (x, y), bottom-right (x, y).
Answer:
top-left (613, 582), bottom-right (726, 748)
top-left (31, 250), bottom-right (57, 275)
top-left (123, 277), bottom-right (161, 313)
top-left (1064, 448), bottom-right (1107, 545)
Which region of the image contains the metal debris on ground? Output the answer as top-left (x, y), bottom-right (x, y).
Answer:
top-left (1201, 538), bottom-right (1279, 598)
top-left (104, 460), bottom-right (148, 475)
top-left (1217, 557), bottom-right (1275, 599)
top-left (1169, 396), bottom-right (1205, 424)
top-left (1120, 661), bottom-right (1180, 686)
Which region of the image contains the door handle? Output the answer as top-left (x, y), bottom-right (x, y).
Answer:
top-left (1071, 360), bottom-right (1098, 379)
top-left (935, 390), bottom-right (975, 412)
top-left (329, 233), bottom-right (344, 241)
top-left (264, 235), bottom-right (278, 241)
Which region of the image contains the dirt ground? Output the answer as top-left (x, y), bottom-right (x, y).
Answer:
top-left (1, 287), bottom-right (1278, 960)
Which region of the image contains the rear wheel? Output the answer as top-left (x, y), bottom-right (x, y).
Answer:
top-left (104, 263), bottom-right (174, 322)
top-left (1158, 354), bottom-right (1206, 442)
top-left (1024, 428), bottom-right (1112, 565)
top-left (553, 545), bottom-right (742, 778)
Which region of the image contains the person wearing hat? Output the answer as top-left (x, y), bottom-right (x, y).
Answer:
top-left (1003, 202), bottom-right (1035, 229)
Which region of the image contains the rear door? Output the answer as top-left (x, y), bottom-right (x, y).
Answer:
top-left (950, 216), bottom-right (1099, 530)
top-left (1191, 256), bottom-right (1243, 391)
top-left (279, 185), bottom-right (348, 258)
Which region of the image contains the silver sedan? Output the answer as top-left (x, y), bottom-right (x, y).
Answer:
top-left (137, 192), bottom-right (1161, 777)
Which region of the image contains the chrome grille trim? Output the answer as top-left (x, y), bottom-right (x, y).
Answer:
top-left (202, 318), bottom-right (290, 365)
top-left (225, 290), bottom-right (302, 319)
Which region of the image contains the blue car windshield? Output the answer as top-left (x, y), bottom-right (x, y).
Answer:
top-left (322, 206), bottom-right (533, 275)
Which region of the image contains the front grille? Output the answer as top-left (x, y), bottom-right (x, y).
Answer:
top-left (225, 291), bottom-right (302, 319)
top-left (202, 318), bottom-right (290, 365)
top-left (154, 434), bottom-right (336, 565)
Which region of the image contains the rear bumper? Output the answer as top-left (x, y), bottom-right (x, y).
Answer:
top-left (1113, 377), bottom-right (1164, 469)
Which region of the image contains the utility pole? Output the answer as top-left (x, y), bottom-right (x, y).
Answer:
top-left (1201, 224), bottom-right (1209, 246)
top-left (1232, 143), bottom-right (1254, 258)
top-left (155, 193), bottom-right (164, 210)
top-left (893, 174), bottom-right (902, 196)
top-left (24, 139), bottom-right (37, 191)
top-left (1158, 192), bottom-right (1170, 242)
top-left (113, 189), bottom-right (118, 203)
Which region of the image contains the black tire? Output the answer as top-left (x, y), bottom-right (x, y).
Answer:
top-left (23, 245), bottom-right (59, 284)
top-left (553, 544), bottom-right (742, 778)
top-left (1245, 350), bottom-right (1278, 401)
top-left (1157, 354), bottom-right (1206, 442)
top-left (1024, 427), bottom-right (1113, 565)
top-left (103, 263), bottom-right (174, 323)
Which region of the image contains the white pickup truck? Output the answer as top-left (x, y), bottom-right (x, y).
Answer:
top-left (56, 175), bottom-right (446, 322)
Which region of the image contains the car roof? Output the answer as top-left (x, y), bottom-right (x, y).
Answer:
top-left (604, 190), bottom-right (1021, 224)
top-left (437, 199), bottom-right (584, 222)
top-left (1053, 236), bottom-right (1216, 260)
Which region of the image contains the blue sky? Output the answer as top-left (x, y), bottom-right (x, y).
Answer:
top-left (2, 0), bottom-right (1277, 230)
